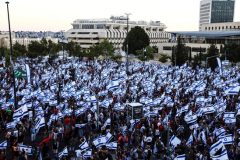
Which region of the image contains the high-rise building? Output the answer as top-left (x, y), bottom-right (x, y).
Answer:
top-left (199, 0), bottom-right (235, 30)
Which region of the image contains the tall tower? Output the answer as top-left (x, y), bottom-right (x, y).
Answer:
top-left (199, 0), bottom-right (235, 30)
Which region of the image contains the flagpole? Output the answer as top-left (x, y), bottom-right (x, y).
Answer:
top-left (6, 1), bottom-right (17, 109)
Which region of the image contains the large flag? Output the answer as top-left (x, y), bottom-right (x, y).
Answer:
top-left (186, 134), bottom-right (193, 147)
top-left (14, 69), bottom-right (27, 78)
top-left (0, 141), bottom-right (7, 149)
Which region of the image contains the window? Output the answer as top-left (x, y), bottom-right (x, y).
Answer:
top-left (163, 46), bottom-right (172, 51)
top-left (82, 24), bottom-right (94, 29)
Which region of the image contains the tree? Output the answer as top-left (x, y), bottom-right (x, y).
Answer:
top-left (98, 39), bottom-right (114, 57)
top-left (224, 43), bottom-right (240, 63)
top-left (137, 46), bottom-right (155, 61)
top-left (27, 41), bottom-right (45, 58)
top-left (66, 41), bottom-right (82, 57)
top-left (207, 44), bottom-right (218, 70)
top-left (123, 26), bottom-right (150, 55)
top-left (13, 42), bottom-right (27, 58)
top-left (172, 36), bottom-right (188, 66)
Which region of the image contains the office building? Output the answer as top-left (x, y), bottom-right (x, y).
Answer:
top-left (199, 0), bottom-right (235, 30)
top-left (66, 16), bottom-right (170, 50)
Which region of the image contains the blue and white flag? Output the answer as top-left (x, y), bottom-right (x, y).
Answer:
top-left (6, 121), bottom-right (17, 129)
top-left (225, 86), bottom-right (240, 95)
top-left (202, 107), bottom-right (215, 115)
top-left (223, 112), bottom-right (235, 120)
top-left (18, 144), bottom-right (33, 155)
top-left (219, 134), bottom-right (234, 145)
top-left (211, 150), bottom-right (229, 160)
top-left (83, 149), bottom-right (92, 159)
top-left (107, 79), bottom-right (120, 91)
top-left (13, 105), bottom-right (28, 120)
top-left (35, 117), bottom-right (45, 134)
top-left (106, 142), bottom-right (117, 150)
top-left (93, 132), bottom-right (113, 148)
top-left (174, 154), bottom-right (186, 160)
top-left (209, 140), bottom-right (226, 156)
top-left (103, 118), bottom-right (111, 128)
top-left (0, 141), bottom-right (7, 149)
top-left (169, 135), bottom-right (181, 148)
top-left (215, 127), bottom-right (226, 138)
top-left (129, 119), bottom-right (140, 131)
top-left (184, 114), bottom-right (197, 124)
top-left (79, 139), bottom-right (89, 151)
top-left (75, 107), bottom-right (87, 116)
top-left (75, 123), bottom-right (86, 128)
top-left (224, 118), bottom-right (236, 124)
top-left (58, 147), bottom-right (68, 159)
top-left (186, 134), bottom-right (193, 147)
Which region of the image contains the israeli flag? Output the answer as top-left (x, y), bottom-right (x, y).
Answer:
top-left (18, 144), bottom-right (33, 155)
top-left (203, 107), bottom-right (215, 115)
top-left (219, 134), bottom-right (234, 145)
top-left (209, 140), bottom-right (226, 156)
top-left (13, 105), bottom-right (28, 120)
top-left (107, 79), bottom-right (120, 91)
top-left (75, 123), bottom-right (86, 128)
top-left (0, 141), bottom-right (7, 149)
top-left (215, 127), bottom-right (226, 138)
top-left (186, 134), bottom-right (193, 147)
top-left (93, 133), bottom-right (113, 148)
top-left (58, 147), bottom-right (68, 159)
top-left (169, 135), bottom-right (181, 148)
top-left (106, 142), bottom-right (117, 150)
top-left (211, 149), bottom-right (229, 160)
top-left (6, 121), bottom-right (17, 129)
top-left (35, 117), bottom-right (45, 134)
top-left (75, 107), bottom-right (87, 116)
top-left (223, 112), bottom-right (235, 120)
top-left (224, 118), bottom-right (236, 124)
top-left (100, 99), bottom-right (110, 108)
top-left (79, 139), bottom-right (89, 151)
top-left (90, 96), bottom-right (97, 103)
top-left (174, 154), bottom-right (186, 160)
top-left (225, 86), bottom-right (240, 95)
top-left (83, 149), bottom-right (92, 159)
top-left (184, 114), bottom-right (197, 124)
top-left (130, 119), bottom-right (140, 131)
top-left (103, 118), bottom-right (111, 128)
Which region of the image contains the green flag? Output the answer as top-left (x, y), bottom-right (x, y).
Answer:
top-left (14, 69), bottom-right (27, 78)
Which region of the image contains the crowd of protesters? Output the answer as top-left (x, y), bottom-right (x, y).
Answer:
top-left (0, 57), bottom-right (240, 160)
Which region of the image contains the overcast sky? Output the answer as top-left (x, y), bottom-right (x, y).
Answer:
top-left (0, 0), bottom-right (239, 32)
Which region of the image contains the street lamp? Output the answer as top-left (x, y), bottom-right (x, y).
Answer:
top-left (125, 13), bottom-right (131, 75)
top-left (6, 1), bottom-right (17, 109)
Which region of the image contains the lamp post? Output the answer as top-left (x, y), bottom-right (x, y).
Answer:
top-left (125, 13), bottom-right (131, 75)
top-left (6, 1), bottom-right (17, 109)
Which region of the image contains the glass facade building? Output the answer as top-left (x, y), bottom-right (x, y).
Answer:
top-left (211, 0), bottom-right (235, 23)
top-left (199, 0), bottom-right (235, 30)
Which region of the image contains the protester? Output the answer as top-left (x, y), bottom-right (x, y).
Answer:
top-left (0, 57), bottom-right (240, 159)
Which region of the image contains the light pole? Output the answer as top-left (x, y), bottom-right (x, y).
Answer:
top-left (6, 1), bottom-right (17, 109)
top-left (125, 13), bottom-right (131, 75)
